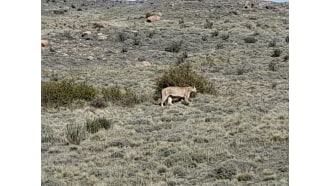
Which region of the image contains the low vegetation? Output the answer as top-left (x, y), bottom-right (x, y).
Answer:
top-left (41, 80), bottom-right (96, 107)
top-left (101, 85), bottom-right (144, 107)
top-left (86, 117), bottom-right (113, 134)
top-left (66, 123), bottom-right (86, 145)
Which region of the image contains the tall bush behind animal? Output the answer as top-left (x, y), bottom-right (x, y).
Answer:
top-left (155, 63), bottom-right (216, 97)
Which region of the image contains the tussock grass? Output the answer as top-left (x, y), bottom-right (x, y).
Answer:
top-left (86, 117), bottom-right (113, 134)
top-left (41, 80), bottom-right (97, 107)
top-left (66, 123), bottom-right (86, 145)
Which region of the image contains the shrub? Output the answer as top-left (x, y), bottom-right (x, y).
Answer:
top-left (178, 18), bottom-right (184, 24)
top-left (145, 12), bottom-right (154, 18)
top-left (165, 41), bottom-right (182, 53)
top-left (221, 33), bottom-right (229, 40)
top-left (211, 30), bottom-right (219, 37)
top-left (204, 19), bottom-right (213, 29)
top-left (271, 49), bottom-right (282, 57)
top-left (237, 173), bottom-right (253, 181)
top-left (118, 32), bottom-right (128, 42)
top-left (41, 125), bottom-right (55, 143)
top-left (90, 98), bottom-right (108, 108)
top-left (214, 166), bottom-right (237, 180)
top-left (154, 63), bottom-right (217, 97)
top-left (285, 35), bottom-right (289, 43)
top-left (41, 80), bottom-right (97, 107)
top-left (176, 51), bottom-right (188, 65)
top-left (86, 117), bottom-right (113, 134)
top-left (269, 61), bottom-right (279, 71)
top-left (172, 166), bottom-right (187, 177)
top-left (244, 36), bottom-right (257, 43)
top-left (66, 124), bottom-right (86, 145)
top-left (283, 55), bottom-right (289, 61)
top-left (101, 86), bottom-right (143, 107)
top-left (268, 38), bottom-right (276, 47)
top-left (121, 47), bottom-right (128, 53)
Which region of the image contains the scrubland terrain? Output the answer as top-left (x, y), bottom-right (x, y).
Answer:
top-left (41, 0), bottom-right (289, 185)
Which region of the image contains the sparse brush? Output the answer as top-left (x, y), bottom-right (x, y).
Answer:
top-left (283, 55), bottom-right (289, 61)
top-left (90, 98), bottom-right (108, 108)
top-left (66, 124), bottom-right (86, 145)
top-left (145, 12), bottom-right (154, 18)
top-left (118, 32), bottom-right (128, 42)
top-left (41, 125), bottom-right (55, 143)
top-left (172, 166), bottom-right (187, 177)
top-left (221, 32), bottom-right (229, 40)
top-left (244, 36), bottom-right (257, 43)
top-left (176, 51), bottom-right (188, 65)
top-left (179, 18), bottom-right (184, 24)
top-left (165, 40), bottom-right (182, 53)
top-left (237, 173), bottom-right (253, 181)
top-left (268, 38), bottom-right (276, 47)
top-left (271, 49), bottom-right (282, 57)
top-left (213, 164), bottom-right (237, 180)
top-left (155, 63), bottom-right (217, 97)
top-left (269, 61), bottom-right (279, 71)
top-left (41, 80), bottom-right (97, 107)
top-left (101, 86), bottom-right (143, 107)
top-left (285, 35), bottom-right (289, 43)
top-left (211, 30), bottom-right (219, 37)
top-left (204, 19), bottom-right (213, 29)
top-left (86, 117), bottom-right (113, 134)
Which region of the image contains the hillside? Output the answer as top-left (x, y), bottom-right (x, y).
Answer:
top-left (41, 0), bottom-right (289, 185)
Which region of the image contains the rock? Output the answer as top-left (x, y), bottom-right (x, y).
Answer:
top-left (97, 35), bottom-right (107, 41)
top-left (41, 40), bottom-right (49, 47)
top-left (135, 61), bottom-right (152, 68)
top-left (87, 56), bottom-right (94, 60)
top-left (147, 15), bottom-right (161, 22)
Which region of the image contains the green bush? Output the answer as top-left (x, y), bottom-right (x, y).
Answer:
top-left (101, 86), bottom-right (143, 107)
top-left (41, 80), bottom-right (97, 107)
top-left (86, 117), bottom-right (113, 134)
top-left (155, 63), bottom-right (217, 96)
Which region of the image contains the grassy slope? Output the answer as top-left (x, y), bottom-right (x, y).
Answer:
top-left (42, 0), bottom-right (288, 185)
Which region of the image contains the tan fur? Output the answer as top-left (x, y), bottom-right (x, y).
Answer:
top-left (161, 86), bottom-right (197, 107)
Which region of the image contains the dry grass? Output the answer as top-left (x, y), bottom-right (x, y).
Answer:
top-left (42, 0), bottom-right (289, 185)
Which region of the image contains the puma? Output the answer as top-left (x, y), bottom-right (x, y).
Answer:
top-left (160, 86), bottom-right (197, 107)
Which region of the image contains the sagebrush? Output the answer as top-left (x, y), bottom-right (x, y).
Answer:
top-left (155, 63), bottom-right (217, 97)
top-left (41, 80), bottom-right (97, 107)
